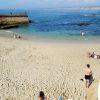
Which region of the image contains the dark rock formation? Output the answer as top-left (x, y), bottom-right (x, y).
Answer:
top-left (64, 22), bottom-right (90, 26)
top-left (78, 22), bottom-right (90, 26)
top-left (0, 25), bottom-right (19, 29)
top-left (29, 20), bottom-right (35, 23)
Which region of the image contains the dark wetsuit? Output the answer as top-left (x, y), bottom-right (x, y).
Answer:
top-left (85, 75), bottom-right (91, 80)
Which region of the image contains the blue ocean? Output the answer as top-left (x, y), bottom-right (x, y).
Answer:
top-left (0, 9), bottom-right (100, 41)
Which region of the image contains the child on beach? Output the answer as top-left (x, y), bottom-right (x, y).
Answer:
top-left (38, 91), bottom-right (47, 100)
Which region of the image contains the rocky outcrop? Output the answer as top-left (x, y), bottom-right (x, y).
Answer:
top-left (66, 22), bottom-right (90, 26)
top-left (29, 20), bottom-right (35, 23)
top-left (78, 22), bottom-right (90, 26)
top-left (0, 15), bottom-right (29, 29)
top-left (0, 24), bottom-right (19, 29)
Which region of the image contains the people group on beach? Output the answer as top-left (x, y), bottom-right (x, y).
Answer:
top-left (88, 52), bottom-right (100, 59)
top-left (13, 33), bottom-right (22, 39)
top-left (38, 91), bottom-right (69, 100)
top-left (39, 64), bottom-right (93, 100)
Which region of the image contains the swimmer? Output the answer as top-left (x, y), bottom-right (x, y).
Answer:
top-left (81, 31), bottom-right (85, 36)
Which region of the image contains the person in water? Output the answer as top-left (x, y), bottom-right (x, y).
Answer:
top-left (84, 64), bottom-right (93, 88)
top-left (38, 91), bottom-right (47, 100)
top-left (81, 30), bottom-right (85, 36)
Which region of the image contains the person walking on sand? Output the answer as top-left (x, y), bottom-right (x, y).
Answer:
top-left (84, 64), bottom-right (92, 88)
top-left (38, 91), bottom-right (47, 100)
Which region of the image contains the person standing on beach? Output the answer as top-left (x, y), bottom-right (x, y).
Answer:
top-left (84, 64), bottom-right (92, 88)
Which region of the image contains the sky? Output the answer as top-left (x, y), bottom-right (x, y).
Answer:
top-left (0, 0), bottom-right (100, 9)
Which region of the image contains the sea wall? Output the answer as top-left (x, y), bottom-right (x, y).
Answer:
top-left (0, 15), bottom-right (29, 29)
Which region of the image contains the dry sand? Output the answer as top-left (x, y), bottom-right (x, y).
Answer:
top-left (0, 36), bottom-right (100, 100)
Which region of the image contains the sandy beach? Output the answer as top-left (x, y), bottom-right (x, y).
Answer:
top-left (0, 34), bottom-right (100, 100)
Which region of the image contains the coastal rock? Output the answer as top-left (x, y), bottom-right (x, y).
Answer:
top-left (29, 20), bottom-right (35, 23)
top-left (0, 25), bottom-right (19, 29)
top-left (0, 14), bottom-right (29, 29)
top-left (66, 22), bottom-right (90, 26)
top-left (78, 22), bottom-right (90, 26)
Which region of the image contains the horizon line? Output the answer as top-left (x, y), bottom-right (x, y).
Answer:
top-left (0, 6), bottom-right (100, 10)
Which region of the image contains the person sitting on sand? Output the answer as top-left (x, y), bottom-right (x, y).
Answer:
top-left (88, 52), bottom-right (100, 59)
top-left (13, 33), bottom-right (17, 39)
top-left (38, 91), bottom-right (47, 100)
top-left (95, 52), bottom-right (100, 59)
top-left (88, 52), bottom-right (95, 58)
top-left (84, 64), bottom-right (93, 88)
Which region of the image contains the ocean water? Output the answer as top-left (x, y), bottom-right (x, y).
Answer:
top-left (0, 9), bottom-right (100, 42)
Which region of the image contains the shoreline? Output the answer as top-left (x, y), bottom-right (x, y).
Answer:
top-left (0, 30), bottom-right (100, 44)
